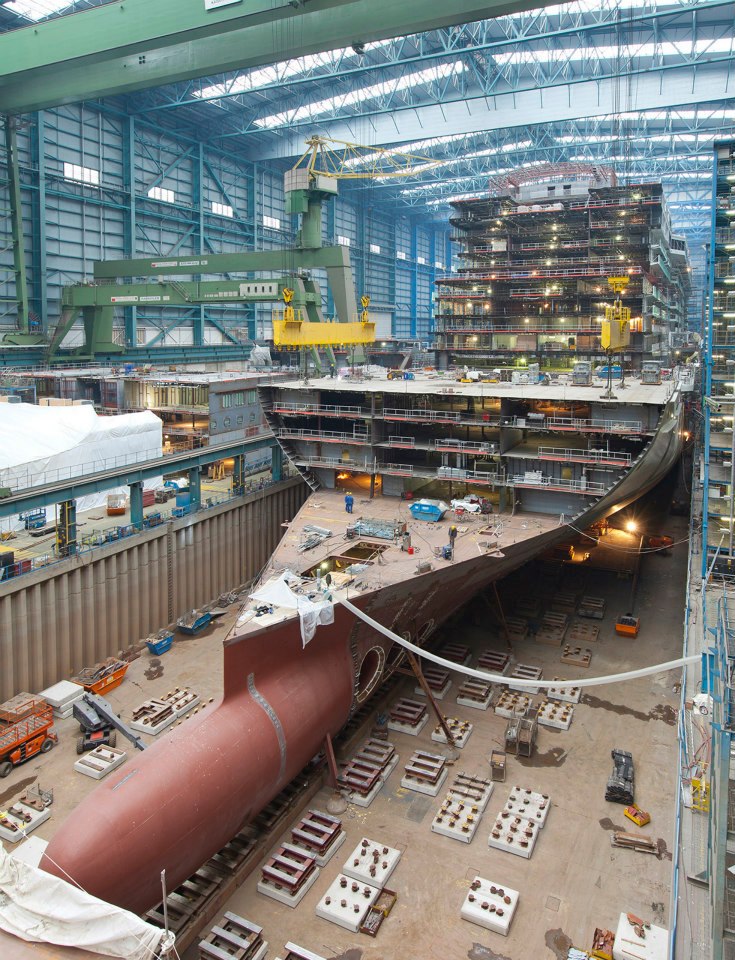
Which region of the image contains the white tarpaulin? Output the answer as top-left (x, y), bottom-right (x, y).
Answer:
top-left (250, 572), bottom-right (334, 646)
top-left (0, 844), bottom-right (170, 959)
top-left (0, 404), bottom-right (162, 531)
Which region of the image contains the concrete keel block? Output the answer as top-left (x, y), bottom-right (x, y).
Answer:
top-left (342, 837), bottom-right (401, 888)
top-left (74, 745), bottom-right (128, 780)
top-left (387, 713), bottom-right (428, 737)
top-left (400, 766), bottom-right (448, 797)
top-left (461, 876), bottom-right (519, 936)
top-left (0, 803), bottom-right (51, 843)
top-left (292, 829), bottom-right (347, 867)
top-left (315, 873), bottom-right (380, 933)
top-left (257, 867), bottom-right (320, 909)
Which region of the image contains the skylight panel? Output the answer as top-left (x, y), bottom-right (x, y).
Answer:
top-left (254, 62), bottom-right (466, 130)
top-left (493, 38), bottom-right (733, 67)
top-left (196, 39), bottom-right (394, 101)
top-left (4, 0), bottom-right (73, 20)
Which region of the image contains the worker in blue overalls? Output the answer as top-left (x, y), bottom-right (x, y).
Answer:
top-left (344, 493), bottom-right (354, 514)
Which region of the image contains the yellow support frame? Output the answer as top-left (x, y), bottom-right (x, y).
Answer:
top-left (272, 317), bottom-right (376, 348)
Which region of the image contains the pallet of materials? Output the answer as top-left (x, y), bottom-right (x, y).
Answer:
top-left (546, 679), bottom-right (582, 703)
top-left (490, 750), bottom-right (507, 782)
top-left (551, 590), bottom-right (577, 615)
top-left (199, 912), bottom-right (268, 960)
top-left (507, 663), bottom-right (543, 691)
top-left (567, 620), bottom-right (600, 644)
top-left (605, 749), bottom-right (634, 805)
top-left (591, 928), bottom-right (615, 959)
top-left (440, 642), bottom-right (472, 665)
top-left (257, 843), bottom-right (319, 908)
top-left (290, 810), bottom-right (346, 866)
top-left (431, 716), bottom-right (473, 747)
top-left (387, 697), bottom-right (428, 736)
top-left (456, 678), bottom-right (493, 710)
top-left (477, 650), bottom-right (511, 675)
top-left (414, 665), bottom-right (452, 700)
top-left (401, 749), bottom-right (448, 796)
top-left (461, 877), bottom-right (519, 936)
top-left (537, 699), bottom-right (574, 730)
top-left (561, 644), bottom-right (592, 668)
top-left (577, 595), bottom-right (606, 619)
top-left (610, 831), bottom-right (658, 855)
top-left (536, 611), bottom-right (568, 646)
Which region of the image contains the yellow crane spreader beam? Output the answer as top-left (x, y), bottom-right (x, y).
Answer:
top-left (273, 319), bottom-right (376, 348)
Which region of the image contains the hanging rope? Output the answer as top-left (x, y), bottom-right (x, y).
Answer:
top-left (340, 595), bottom-right (697, 690)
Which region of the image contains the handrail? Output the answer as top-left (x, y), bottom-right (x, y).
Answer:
top-left (277, 428), bottom-right (369, 444)
top-left (537, 446), bottom-right (631, 465)
top-left (504, 415), bottom-right (644, 434)
top-left (271, 401), bottom-right (366, 417)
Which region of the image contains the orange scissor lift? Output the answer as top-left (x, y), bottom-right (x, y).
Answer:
top-left (0, 694), bottom-right (57, 778)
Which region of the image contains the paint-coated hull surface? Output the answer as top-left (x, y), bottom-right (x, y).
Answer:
top-left (40, 397), bottom-right (683, 913)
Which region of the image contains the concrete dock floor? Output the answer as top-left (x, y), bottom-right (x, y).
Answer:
top-left (0, 510), bottom-right (687, 960)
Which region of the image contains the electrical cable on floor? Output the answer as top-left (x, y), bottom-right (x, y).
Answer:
top-left (340, 595), bottom-right (699, 689)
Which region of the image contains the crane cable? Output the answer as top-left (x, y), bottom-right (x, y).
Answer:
top-left (340, 596), bottom-right (698, 690)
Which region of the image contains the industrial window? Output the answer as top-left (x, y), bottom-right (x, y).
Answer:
top-left (369, 243), bottom-right (381, 255)
top-left (263, 215), bottom-right (281, 230)
top-left (210, 419), bottom-right (217, 431)
top-left (63, 162), bottom-right (99, 186)
top-left (396, 251), bottom-right (407, 260)
top-left (435, 261), bottom-right (444, 269)
top-left (212, 201), bottom-right (234, 218)
top-left (236, 415), bottom-right (244, 426)
top-left (246, 389), bottom-right (257, 404)
top-left (337, 235), bottom-right (351, 247)
top-left (417, 256), bottom-right (426, 265)
top-left (148, 186), bottom-right (175, 203)
top-left (222, 390), bottom-right (246, 408)
top-left (223, 417), bottom-right (231, 428)
top-left (249, 412), bottom-right (257, 423)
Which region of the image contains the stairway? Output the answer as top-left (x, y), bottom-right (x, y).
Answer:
top-left (261, 398), bottom-right (321, 493)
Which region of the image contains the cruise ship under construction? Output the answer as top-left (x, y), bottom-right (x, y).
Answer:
top-left (40, 165), bottom-right (695, 915)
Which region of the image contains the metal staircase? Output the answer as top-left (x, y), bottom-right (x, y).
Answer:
top-left (260, 395), bottom-right (321, 493)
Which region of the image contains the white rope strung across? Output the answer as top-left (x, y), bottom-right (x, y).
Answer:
top-left (340, 596), bottom-right (698, 690)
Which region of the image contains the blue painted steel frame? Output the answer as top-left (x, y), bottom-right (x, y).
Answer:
top-left (702, 146), bottom-right (719, 576)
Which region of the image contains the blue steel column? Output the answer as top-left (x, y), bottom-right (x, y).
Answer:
top-left (233, 454), bottom-right (246, 496)
top-left (326, 195), bottom-right (336, 318)
top-left (129, 481), bottom-right (144, 528)
top-left (702, 146), bottom-right (718, 576)
top-left (124, 115), bottom-right (138, 348)
top-left (410, 220), bottom-right (418, 338)
top-left (188, 467), bottom-right (201, 510)
top-left (56, 500), bottom-right (77, 557)
top-left (271, 444), bottom-right (283, 482)
top-left (31, 112), bottom-right (48, 332)
top-left (193, 142), bottom-right (205, 348)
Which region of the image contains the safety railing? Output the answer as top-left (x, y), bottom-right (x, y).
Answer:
top-left (537, 446), bottom-right (631, 466)
top-left (504, 415), bottom-right (644, 435)
top-left (0, 446), bottom-right (165, 493)
top-left (510, 474), bottom-right (607, 495)
top-left (270, 401), bottom-right (367, 417)
top-left (433, 439), bottom-right (495, 453)
top-left (276, 428), bottom-right (369, 445)
top-left (385, 436), bottom-right (416, 447)
top-left (383, 408), bottom-right (461, 423)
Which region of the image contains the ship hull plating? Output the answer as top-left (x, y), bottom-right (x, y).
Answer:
top-left (40, 398), bottom-right (683, 913)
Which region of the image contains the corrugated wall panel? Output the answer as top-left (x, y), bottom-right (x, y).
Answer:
top-left (0, 480), bottom-right (308, 700)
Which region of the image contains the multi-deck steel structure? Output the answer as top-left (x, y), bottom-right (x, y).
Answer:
top-left (434, 166), bottom-right (690, 372)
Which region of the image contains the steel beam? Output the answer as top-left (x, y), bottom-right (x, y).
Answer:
top-left (3, 119), bottom-right (30, 337)
top-left (0, 1), bottom-right (527, 115)
top-left (248, 62), bottom-right (735, 161)
top-left (0, 436), bottom-right (278, 520)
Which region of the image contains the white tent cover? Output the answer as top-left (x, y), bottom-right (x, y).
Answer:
top-left (0, 844), bottom-right (169, 960)
top-left (0, 404), bottom-right (162, 529)
top-left (250, 571), bottom-right (334, 645)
